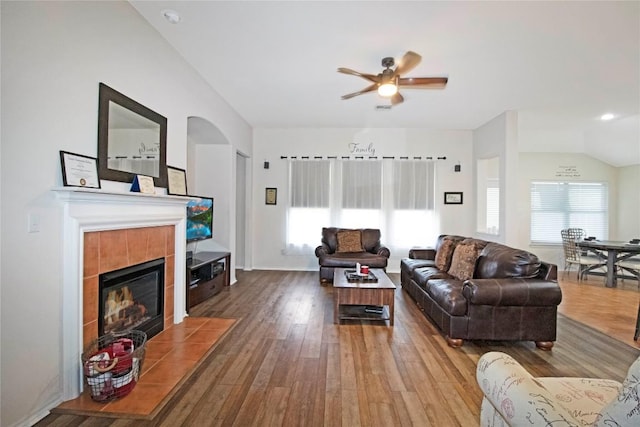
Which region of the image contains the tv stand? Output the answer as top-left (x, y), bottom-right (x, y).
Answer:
top-left (186, 251), bottom-right (230, 311)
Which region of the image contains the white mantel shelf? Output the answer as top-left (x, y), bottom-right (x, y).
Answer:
top-left (52, 186), bottom-right (198, 205)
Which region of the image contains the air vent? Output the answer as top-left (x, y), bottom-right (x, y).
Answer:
top-left (375, 105), bottom-right (392, 111)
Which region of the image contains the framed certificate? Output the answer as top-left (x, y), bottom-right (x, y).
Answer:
top-left (265, 188), bottom-right (277, 205)
top-left (167, 166), bottom-right (187, 195)
top-left (131, 174), bottom-right (155, 194)
top-left (59, 151), bottom-right (100, 188)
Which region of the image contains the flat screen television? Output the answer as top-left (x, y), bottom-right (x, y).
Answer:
top-left (186, 196), bottom-right (213, 242)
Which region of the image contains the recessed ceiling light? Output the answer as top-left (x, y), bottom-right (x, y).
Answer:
top-left (161, 9), bottom-right (181, 24)
top-left (600, 113), bottom-right (615, 121)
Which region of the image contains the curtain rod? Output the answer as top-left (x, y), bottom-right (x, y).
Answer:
top-left (279, 155), bottom-right (446, 160)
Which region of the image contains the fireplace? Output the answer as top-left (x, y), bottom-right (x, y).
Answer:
top-left (55, 187), bottom-right (190, 400)
top-left (99, 258), bottom-right (165, 340)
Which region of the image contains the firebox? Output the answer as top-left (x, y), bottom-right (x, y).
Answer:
top-left (98, 257), bottom-right (165, 340)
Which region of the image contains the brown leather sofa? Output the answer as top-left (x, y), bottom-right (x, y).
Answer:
top-left (401, 235), bottom-right (561, 349)
top-left (315, 227), bottom-right (390, 283)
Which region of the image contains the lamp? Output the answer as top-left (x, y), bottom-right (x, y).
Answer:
top-left (378, 67), bottom-right (397, 97)
top-left (378, 82), bottom-right (398, 97)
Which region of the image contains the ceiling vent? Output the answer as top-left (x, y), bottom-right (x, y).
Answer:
top-left (375, 105), bottom-right (392, 111)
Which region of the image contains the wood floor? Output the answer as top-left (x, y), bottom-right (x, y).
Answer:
top-left (557, 272), bottom-right (640, 348)
top-left (37, 270), bottom-right (640, 427)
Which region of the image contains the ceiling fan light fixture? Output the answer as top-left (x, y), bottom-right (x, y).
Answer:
top-left (338, 51), bottom-right (447, 104)
top-left (378, 82), bottom-right (398, 97)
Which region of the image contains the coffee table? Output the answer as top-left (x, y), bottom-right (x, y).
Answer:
top-left (333, 268), bottom-right (396, 325)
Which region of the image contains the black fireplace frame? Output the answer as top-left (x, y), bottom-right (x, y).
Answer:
top-left (98, 257), bottom-right (165, 340)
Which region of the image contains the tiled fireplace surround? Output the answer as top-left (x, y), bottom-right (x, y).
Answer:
top-left (82, 226), bottom-right (176, 349)
top-left (55, 188), bottom-right (189, 401)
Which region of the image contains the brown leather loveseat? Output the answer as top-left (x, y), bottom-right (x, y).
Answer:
top-left (315, 227), bottom-right (390, 284)
top-left (401, 235), bottom-right (561, 349)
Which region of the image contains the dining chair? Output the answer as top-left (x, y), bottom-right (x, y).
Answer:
top-left (560, 228), bottom-right (606, 281)
top-left (615, 255), bottom-right (640, 283)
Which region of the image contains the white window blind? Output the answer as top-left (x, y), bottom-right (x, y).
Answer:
top-left (530, 181), bottom-right (609, 244)
top-left (486, 179), bottom-right (500, 235)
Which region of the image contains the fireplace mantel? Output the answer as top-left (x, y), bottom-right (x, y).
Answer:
top-left (52, 187), bottom-right (197, 207)
top-left (53, 187), bottom-right (193, 400)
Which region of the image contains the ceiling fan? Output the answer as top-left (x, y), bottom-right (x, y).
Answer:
top-left (337, 51), bottom-right (448, 106)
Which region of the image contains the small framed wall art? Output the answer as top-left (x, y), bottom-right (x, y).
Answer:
top-left (167, 166), bottom-right (187, 195)
top-left (444, 192), bottom-right (463, 205)
top-left (59, 150), bottom-right (100, 188)
top-left (265, 188), bottom-right (277, 205)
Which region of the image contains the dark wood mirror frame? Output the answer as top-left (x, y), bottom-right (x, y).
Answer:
top-left (97, 83), bottom-right (168, 188)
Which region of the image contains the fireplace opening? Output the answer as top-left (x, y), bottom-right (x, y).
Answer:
top-left (98, 258), bottom-right (165, 340)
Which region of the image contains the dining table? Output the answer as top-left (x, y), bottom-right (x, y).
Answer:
top-left (576, 240), bottom-right (640, 288)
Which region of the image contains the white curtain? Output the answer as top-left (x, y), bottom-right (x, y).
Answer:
top-left (290, 160), bottom-right (330, 208)
top-left (387, 160), bottom-right (437, 251)
top-left (393, 160), bottom-right (433, 210)
top-left (285, 158), bottom-right (437, 254)
top-left (286, 160), bottom-right (331, 253)
top-left (341, 161), bottom-right (382, 209)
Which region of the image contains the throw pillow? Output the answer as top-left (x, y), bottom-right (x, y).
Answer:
top-left (336, 230), bottom-right (364, 253)
top-left (435, 238), bottom-right (457, 271)
top-left (448, 242), bottom-right (481, 281)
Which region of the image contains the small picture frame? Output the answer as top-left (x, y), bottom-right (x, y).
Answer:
top-left (265, 188), bottom-right (277, 205)
top-left (444, 192), bottom-right (463, 205)
top-left (167, 166), bottom-right (187, 196)
top-left (59, 150), bottom-right (101, 188)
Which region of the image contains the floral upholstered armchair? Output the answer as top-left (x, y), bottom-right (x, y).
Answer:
top-left (476, 351), bottom-right (640, 426)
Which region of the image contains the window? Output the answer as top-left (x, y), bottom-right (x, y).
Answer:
top-left (285, 158), bottom-right (436, 253)
top-left (530, 181), bottom-right (609, 244)
top-left (476, 157), bottom-right (500, 235)
top-left (286, 160), bottom-right (331, 248)
top-left (340, 160), bottom-right (383, 228)
top-left (388, 160), bottom-right (436, 248)
top-left (485, 181), bottom-right (500, 235)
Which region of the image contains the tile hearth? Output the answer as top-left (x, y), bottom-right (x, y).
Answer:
top-left (54, 317), bottom-right (237, 419)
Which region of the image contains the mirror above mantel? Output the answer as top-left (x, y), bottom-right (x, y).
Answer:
top-left (97, 83), bottom-right (168, 187)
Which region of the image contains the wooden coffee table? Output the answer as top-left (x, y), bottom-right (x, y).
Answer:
top-left (333, 268), bottom-right (396, 325)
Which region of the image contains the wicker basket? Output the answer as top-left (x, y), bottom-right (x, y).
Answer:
top-left (82, 330), bottom-right (147, 402)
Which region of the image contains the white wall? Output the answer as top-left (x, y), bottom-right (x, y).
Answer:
top-left (517, 152), bottom-right (619, 267)
top-left (252, 128), bottom-right (474, 273)
top-left (189, 144), bottom-right (240, 284)
top-left (617, 165), bottom-right (640, 239)
top-left (472, 111), bottom-right (519, 246)
top-left (235, 153), bottom-right (247, 269)
top-left (0, 2), bottom-right (251, 425)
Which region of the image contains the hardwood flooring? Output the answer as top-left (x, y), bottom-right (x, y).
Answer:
top-left (557, 272), bottom-right (640, 348)
top-left (36, 270), bottom-right (640, 427)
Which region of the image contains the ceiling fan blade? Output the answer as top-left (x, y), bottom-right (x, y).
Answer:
top-left (398, 77), bottom-right (448, 88)
top-left (393, 51), bottom-right (422, 76)
top-left (337, 67), bottom-right (380, 83)
top-left (390, 92), bottom-right (404, 106)
top-left (341, 83), bottom-right (378, 100)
